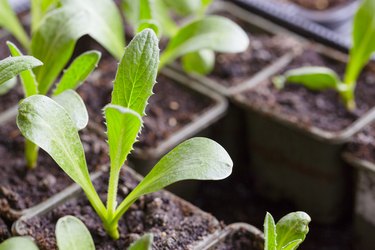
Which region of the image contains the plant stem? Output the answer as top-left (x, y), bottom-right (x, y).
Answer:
top-left (25, 139), bottom-right (39, 169)
top-left (340, 84), bottom-right (356, 111)
top-left (106, 167), bottom-right (120, 221)
top-left (103, 220), bottom-right (120, 240)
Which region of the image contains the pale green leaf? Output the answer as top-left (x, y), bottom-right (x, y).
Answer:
top-left (0, 78), bottom-right (17, 95)
top-left (52, 90), bottom-right (88, 130)
top-left (0, 237), bottom-right (39, 250)
top-left (56, 216), bottom-right (95, 250)
top-left (111, 29), bottom-right (159, 116)
top-left (153, 0), bottom-right (178, 37)
top-left (0, 0), bottom-right (30, 49)
top-left (31, 0), bottom-right (60, 33)
top-left (281, 240), bottom-right (303, 250)
top-left (276, 212), bottom-right (311, 250)
top-left (264, 212), bottom-right (277, 250)
top-left (31, 6), bottom-right (90, 94)
top-left (273, 66), bottom-right (341, 91)
top-left (105, 104), bottom-right (142, 172)
top-left (182, 49), bottom-right (215, 75)
top-left (137, 20), bottom-right (160, 37)
top-left (160, 15), bottom-right (249, 68)
top-left (0, 56), bottom-right (43, 85)
top-left (53, 50), bottom-right (101, 96)
top-left (345, 0), bottom-right (375, 85)
top-left (114, 137), bottom-right (233, 220)
top-left (61, 0), bottom-right (125, 60)
top-left (17, 95), bottom-right (90, 192)
top-left (7, 41), bottom-right (39, 97)
top-left (128, 234), bottom-right (153, 250)
top-left (163, 0), bottom-right (201, 16)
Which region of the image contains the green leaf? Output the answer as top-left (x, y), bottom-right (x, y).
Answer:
top-left (0, 0), bottom-right (30, 50)
top-left (105, 105), bottom-right (142, 172)
top-left (160, 15), bottom-right (249, 68)
top-left (31, 6), bottom-right (90, 94)
top-left (344, 0), bottom-right (375, 85)
top-left (182, 49), bottom-right (215, 75)
top-left (137, 20), bottom-right (160, 37)
top-left (273, 66), bottom-right (341, 91)
top-left (7, 41), bottom-right (39, 97)
top-left (264, 212), bottom-right (277, 250)
top-left (31, 0), bottom-right (60, 33)
top-left (114, 137), bottom-right (233, 221)
top-left (56, 216), bottom-right (95, 250)
top-left (153, 0), bottom-right (178, 37)
top-left (163, 0), bottom-right (201, 16)
top-left (52, 90), bottom-right (88, 130)
top-left (61, 0), bottom-right (125, 60)
top-left (0, 237), bottom-right (39, 250)
top-left (281, 240), bottom-right (303, 250)
top-left (0, 56), bottom-right (43, 86)
top-left (276, 212), bottom-right (311, 250)
top-left (128, 234), bottom-right (153, 250)
top-left (0, 78), bottom-right (17, 95)
top-left (53, 50), bottom-right (101, 96)
top-left (111, 29), bottom-right (159, 116)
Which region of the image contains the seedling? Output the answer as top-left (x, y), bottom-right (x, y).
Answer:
top-left (264, 212), bottom-right (311, 250)
top-left (17, 29), bottom-right (233, 239)
top-left (273, 0), bottom-right (375, 111)
top-left (122, 0), bottom-right (249, 74)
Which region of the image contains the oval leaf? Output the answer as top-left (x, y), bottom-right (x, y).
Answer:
top-left (53, 50), bottom-right (101, 96)
top-left (56, 216), bottom-right (95, 250)
top-left (128, 233), bottom-right (153, 250)
top-left (0, 237), bottom-right (39, 250)
top-left (52, 90), bottom-right (89, 130)
top-left (115, 137), bottom-right (233, 220)
top-left (264, 212), bottom-right (277, 250)
top-left (182, 49), bottom-right (215, 75)
top-left (276, 212), bottom-right (311, 250)
top-left (111, 29), bottom-right (159, 116)
top-left (7, 41), bottom-right (39, 97)
top-left (0, 56), bottom-right (42, 85)
top-left (160, 15), bottom-right (249, 68)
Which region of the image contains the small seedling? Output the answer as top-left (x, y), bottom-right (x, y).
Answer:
top-left (122, 0), bottom-right (249, 74)
top-left (264, 212), bottom-right (311, 250)
top-left (17, 29), bottom-right (233, 239)
top-left (273, 0), bottom-right (375, 110)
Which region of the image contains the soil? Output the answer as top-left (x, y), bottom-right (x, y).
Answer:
top-left (79, 53), bottom-right (214, 149)
top-left (17, 168), bottom-right (222, 250)
top-left (212, 226), bottom-right (264, 250)
top-left (240, 48), bottom-right (375, 132)
top-left (346, 124), bottom-right (375, 163)
top-left (207, 12), bottom-right (299, 88)
top-left (287, 0), bottom-right (353, 10)
top-left (0, 121), bottom-right (108, 222)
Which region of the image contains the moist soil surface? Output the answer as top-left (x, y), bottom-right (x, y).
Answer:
top-left (241, 48), bottom-right (375, 132)
top-left (207, 12), bottom-right (299, 88)
top-left (212, 226), bottom-right (264, 250)
top-left (79, 53), bottom-right (214, 149)
top-left (18, 168), bottom-right (221, 250)
top-left (287, 0), bottom-right (353, 10)
top-left (0, 121), bottom-right (108, 223)
top-left (346, 123), bottom-right (375, 163)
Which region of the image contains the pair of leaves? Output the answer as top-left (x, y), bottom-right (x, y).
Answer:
top-left (264, 212), bottom-right (311, 250)
top-left (17, 29), bottom-right (233, 238)
top-left (273, 0), bottom-right (375, 110)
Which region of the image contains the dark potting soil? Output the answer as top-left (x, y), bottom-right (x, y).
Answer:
top-left (212, 226), bottom-right (264, 250)
top-left (0, 217), bottom-right (10, 242)
top-left (346, 123), bottom-right (375, 163)
top-left (18, 168), bottom-right (222, 250)
top-left (0, 121), bottom-right (108, 220)
top-left (287, 0), bottom-right (353, 10)
top-left (241, 48), bottom-right (375, 132)
top-left (79, 55), bottom-right (214, 149)
top-left (207, 12), bottom-right (299, 88)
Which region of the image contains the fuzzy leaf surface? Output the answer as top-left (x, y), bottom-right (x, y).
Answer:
top-left (56, 216), bottom-right (95, 250)
top-left (0, 56), bottom-right (42, 86)
top-left (53, 50), bottom-right (101, 95)
top-left (264, 212), bottom-right (277, 250)
top-left (0, 237), bottom-right (39, 250)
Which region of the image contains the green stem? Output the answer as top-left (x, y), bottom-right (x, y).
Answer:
top-left (25, 139), bottom-right (39, 169)
top-left (340, 83), bottom-right (356, 111)
top-left (106, 167), bottom-right (120, 221)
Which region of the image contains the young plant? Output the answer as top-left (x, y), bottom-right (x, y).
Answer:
top-left (264, 212), bottom-right (311, 250)
top-left (122, 0), bottom-right (249, 74)
top-left (17, 29), bottom-right (233, 239)
top-left (0, 237), bottom-right (39, 250)
top-left (273, 0), bottom-right (375, 111)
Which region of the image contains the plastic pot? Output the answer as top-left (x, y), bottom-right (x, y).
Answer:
top-left (195, 223), bottom-right (264, 250)
top-left (233, 44), bottom-right (375, 224)
top-left (342, 152), bottom-right (375, 249)
top-left (12, 168), bottom-right (225, 250)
